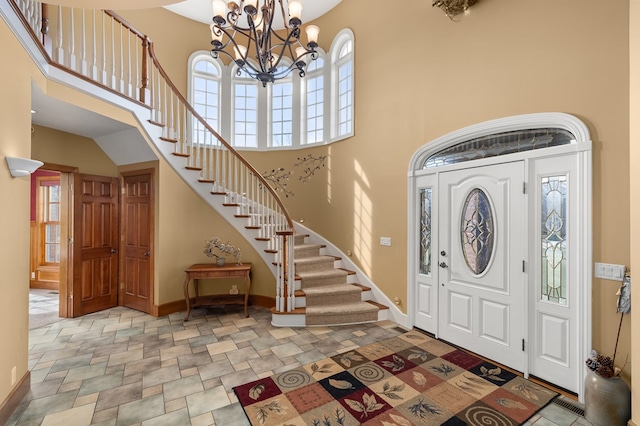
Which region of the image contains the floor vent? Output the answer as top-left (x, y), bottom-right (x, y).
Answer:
top-left (552, 397), bottom-right (585, 417)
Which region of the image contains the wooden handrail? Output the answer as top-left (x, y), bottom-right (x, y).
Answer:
top-left (143, 39), bottom-right (294, 231)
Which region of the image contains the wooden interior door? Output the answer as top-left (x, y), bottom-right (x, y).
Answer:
top-left (121, 171), bottom-right (154, 314)
top-left (72, 173), bottom-right (119, 316)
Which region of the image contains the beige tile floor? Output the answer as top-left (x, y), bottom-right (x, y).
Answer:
top-left (9, 290), bottom-right (590, 425)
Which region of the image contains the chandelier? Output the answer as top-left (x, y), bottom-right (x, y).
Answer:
top-left (210, 0), bottom-right (320, 87)
top-left (433, 0), bottom-right (479, 20)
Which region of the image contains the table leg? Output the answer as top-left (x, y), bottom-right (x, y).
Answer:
top-left (183, 275), bottom-right (192, 321)
top-left (243, 273), bottom-right (250, 318)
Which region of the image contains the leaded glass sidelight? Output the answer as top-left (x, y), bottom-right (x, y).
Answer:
top-left (461, 188), bottom-right (494, 275)
top-left (541, 175), bottom-right (567, 304)
top-left (419, 188), bottom-right (432, 275)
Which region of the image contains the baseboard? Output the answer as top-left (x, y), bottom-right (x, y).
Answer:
top-left (153, 295), bottom-right (275, 317)
top-left (153, 299), bottom-right (186, 317)
top-left (0, 371), bottom-right (30, 425)
top-left (249, 295), bottom-right (275, 308)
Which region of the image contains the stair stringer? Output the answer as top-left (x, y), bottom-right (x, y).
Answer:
top-left (292, 222), bottom-right (410, 329)
top-left (149, 128), bottom-right (282, 275)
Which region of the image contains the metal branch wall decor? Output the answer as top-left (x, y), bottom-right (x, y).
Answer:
top-left (295, 154), bottom-right (327, 183)
top-left (433, 0), bottom-right (478, 20)
top-left (261, 154), bottom-right (327, 197)
top-left (262, 167), bottom-right (294, 198)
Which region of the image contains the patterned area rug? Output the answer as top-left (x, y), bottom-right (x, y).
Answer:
top-left (234, 330), bottom-right (557, 425)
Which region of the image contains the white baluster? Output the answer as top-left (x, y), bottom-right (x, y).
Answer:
top-left (110, 19), bottom-right (116, 89)
top-left (91, 10), bottom-right (98, 80)
top-left (80, 9), bottom-right (87, 75)
top-left (127, 30), bottom-right (132, 98)
top-left (119, 23), bottom-right (125, 94)
top-left (55, 6), bottom-right (63, 65)
top-left (101, 12), bottom-right (107, 85)
top-left (68, 8), bottom-right (76, 71)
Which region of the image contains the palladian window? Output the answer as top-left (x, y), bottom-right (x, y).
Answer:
top-left (188, 30), bottom-right (355, 150)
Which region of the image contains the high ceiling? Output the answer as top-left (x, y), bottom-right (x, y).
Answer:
top-left (165, 0), bottom-right (342, 27)
top-left (38, 0), bottom-right (342, 27)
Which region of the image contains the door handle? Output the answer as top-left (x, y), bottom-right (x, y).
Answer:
top-left (439, 262), bottom-right (448, 268)
top-left (110, 248), bottom-right (117, 254)
top-left (144, 251), bottom-right (151, 256)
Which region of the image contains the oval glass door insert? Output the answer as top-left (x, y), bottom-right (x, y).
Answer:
top-left (460, 188), bottom-right (494, 275)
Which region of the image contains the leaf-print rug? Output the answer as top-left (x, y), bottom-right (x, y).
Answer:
top-left (234, 330), bottom-right (558, 425)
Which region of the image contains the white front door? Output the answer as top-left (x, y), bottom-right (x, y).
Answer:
top-left (438, 161), bottom-right (525, 371)
top-left (410, 114), bottom-right (590, 398)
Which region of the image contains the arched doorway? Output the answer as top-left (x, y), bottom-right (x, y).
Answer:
top-left (407, 113), bottom-right (592, 399)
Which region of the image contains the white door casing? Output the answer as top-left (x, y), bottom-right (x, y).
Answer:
top-left (438, 162), bottom-right (525, 372)
top-left (407, 113), bottom-right (592, 399)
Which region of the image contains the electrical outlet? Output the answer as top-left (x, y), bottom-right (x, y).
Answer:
top-left (380, 237), bottom-right (391, 246)
top-left (594, 262), bottom-right (625, 281)
top-left (11, 366), bottom-right (16, 386)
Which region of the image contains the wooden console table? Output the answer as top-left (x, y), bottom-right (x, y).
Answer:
top-left (183, 263), bottom-right (251, 321)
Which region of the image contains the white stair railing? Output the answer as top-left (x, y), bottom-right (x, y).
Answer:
top-left (7, 0), bottom-right (298, 313)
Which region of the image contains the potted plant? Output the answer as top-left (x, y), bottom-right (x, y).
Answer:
top-left (584, 274), bottom-right (631, 426)
top-left (203, 237), bottom-right (242, 266)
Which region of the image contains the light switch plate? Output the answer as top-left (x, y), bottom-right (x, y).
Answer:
top-left (594, 262), bottom-right (625, 281)
top-left (380, 237), bottom-right (391, 246)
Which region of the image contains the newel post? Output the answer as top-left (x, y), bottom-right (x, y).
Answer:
top-left (276, 230), bottom-right (295, 312)
top-left (139, 36), bottom-right (150, 104)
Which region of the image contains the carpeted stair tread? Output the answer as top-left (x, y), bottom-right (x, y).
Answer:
top-left (303, 284), bottom-right (363, 306)
top-left (294, 255), bottom-right (336, 269)
top-left (294, 244), bottom-right (324, 258)
top-left (288, 234), bottom-right (379, 326)
top-left (305, 301), bottom-right (379, 326)
top-left (297, 269), bottom-right (349, 288)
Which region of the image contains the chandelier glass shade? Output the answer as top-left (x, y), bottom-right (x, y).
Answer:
top-left (210, 0), bottom-right (319, 86)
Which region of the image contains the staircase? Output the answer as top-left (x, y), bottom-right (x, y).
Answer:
top-left (272, 234), bottom-right (388, 327)
top-left (3, 0), bottom-right (392, 327)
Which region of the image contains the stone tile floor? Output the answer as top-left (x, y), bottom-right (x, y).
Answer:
top-left (11, 290), bottom-right (591, 425)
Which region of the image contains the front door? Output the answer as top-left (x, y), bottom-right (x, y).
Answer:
top-left (121, 171), bottom-right (154, 314)
top-left (72, 174), bottom-right (119, 316)
top-left (438, 161), bottom-right (525, 371)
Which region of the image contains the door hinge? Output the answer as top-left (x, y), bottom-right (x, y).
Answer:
top-left (522, 260), bottom-right (525, 272)
top-left (522, 338), bottom-right (525, 351)
top-left (522, 182), bottom-right (526, 194)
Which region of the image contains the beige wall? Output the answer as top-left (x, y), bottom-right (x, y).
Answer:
top-left (31, 125), bottom-right (118, 176)
top-left (0, 20), bottom-right (42, 407)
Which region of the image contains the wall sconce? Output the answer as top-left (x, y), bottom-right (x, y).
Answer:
top-left (5, 156), bottom-right (44, 177)
top-left (433, 0), bottom-right (479, 20)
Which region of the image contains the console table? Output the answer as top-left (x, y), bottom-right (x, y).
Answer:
top-left (183, 263), bottom-right (251, 321)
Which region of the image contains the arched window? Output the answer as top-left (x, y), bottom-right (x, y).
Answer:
top-left (188, 54), bottom-right (222, 144)
top-left (304, 55), bottom-right (325, 144)
top-left (186, 29), bottom-right (354, 150)
top-left (331, 29), bottom-right (354, 140)
top-left (271, 63), bottom-right (294, 147)
top-left (232, 67), bottom-right (259, 148)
